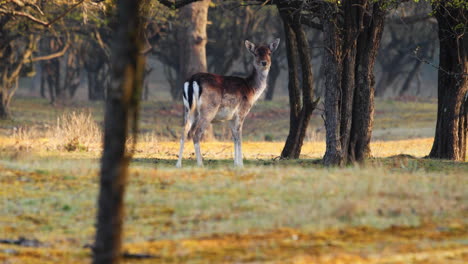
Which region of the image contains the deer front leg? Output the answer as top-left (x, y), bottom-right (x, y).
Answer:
top-left (230, 117), bottom-right (244, 167)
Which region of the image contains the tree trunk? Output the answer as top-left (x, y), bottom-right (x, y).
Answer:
top-left (0, 91), bottom-right (11, 119)
top-left (265, 57), bottom-right (280, 101)
top-left (83, 40), bottom-right (108, 101)
top-left (348, 3), bottom-right (385, 162)
top-left (174, 0), bottom-right (210, 100)
top-left (88, 67), bottom-right (107, 101)
top-left (0, 34), bottom-right (35, 119)
top-left (175, 0), bottom-right (214, 140)
top-left (279, 6), bottom-right (317, 159)
top-left (399, 58), bottom-right (423, 96)
top-left (322, 1), bottom-right (385, 166)
top-left (322, 5), bottom-right (345, 166)
top-left (429, 2), bottom-right (468, 161)
top-left (93, 0), bottom-right (144, 263)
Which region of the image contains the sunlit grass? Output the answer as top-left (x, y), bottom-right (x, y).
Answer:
top-left (1, 97), bottom-right (467, 263)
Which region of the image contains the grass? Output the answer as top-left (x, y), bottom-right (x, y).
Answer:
top-left (0, 96), bottom-right (467, 263)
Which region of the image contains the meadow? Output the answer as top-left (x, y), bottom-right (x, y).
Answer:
top-left (0, 96), bottom-right (467, 263)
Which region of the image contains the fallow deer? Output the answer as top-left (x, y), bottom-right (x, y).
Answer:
top-left (176, 38), bottom-right (280, 167)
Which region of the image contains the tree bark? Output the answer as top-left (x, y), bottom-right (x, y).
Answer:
top-left (265, 59), bottom-right (280, 101)
top-left (174, 0), bottom-right (210, 100)
top-left (93, 0), bottom-right (144, 263)
top-left (348, 3), bottom-right (385, 162)
top-left (322, 1), bottom-right (385, 166)
top-left (322, 7), bottom-right (345, 166)
top-left (0, 91), bottom-right (11, 119)
top-left (429, 2), bottom-right (468, 161)
top-left (84, 41), bottom-right (108, 101)
top-left (279, 6), bottom-right (318, 159)
top-left (0, 34), bottom-right (36, 119)
top-left (174, 0), bottom-right (214, 140)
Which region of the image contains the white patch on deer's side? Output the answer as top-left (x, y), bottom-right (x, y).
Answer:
top-left (183, 82), bottom-right (190, 109)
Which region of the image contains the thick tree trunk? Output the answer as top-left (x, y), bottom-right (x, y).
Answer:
top-left (349, 3), bottom-right (385, 162)
top-left (175, 0), bottom-right (214, 140)
top-left (279, 7), bottom-right (317, 159)
top-left (174, 0), bottom-right (210, 100)
top-left (93, 0), bottom-right (144, 263)
top-left (322, 1), bottom-right (385, 166)
top-left (429, 2), bottom-right (468, 161)
top-left (338, 0), bottom-right (362, 163)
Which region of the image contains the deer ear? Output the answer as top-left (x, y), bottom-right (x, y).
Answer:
top-left (269, 38), bottom-right (280, 52)
top-left (245, 40), bottom-right (256, 55)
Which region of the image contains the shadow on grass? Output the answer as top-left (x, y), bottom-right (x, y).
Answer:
top-left (132, 156), bottom-right (467, 173)
top-left (132, 157), bottom-right (325, 169)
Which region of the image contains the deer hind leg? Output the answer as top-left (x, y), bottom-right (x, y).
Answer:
top-left (176, 109), bottom-right (193, 168)
top-left (190, 105), bottom-right (219, 167)
top-left (229, 115), bottom-right (244, 167)
top-left (176, 82), bottom-right (195, 168)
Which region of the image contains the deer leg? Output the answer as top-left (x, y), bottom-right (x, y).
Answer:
top-left (230, 117), bottom-right (244, 167)
top-left (176, 110), bottom-right (193, 168)
top-left (192, 118), bottom-right (211, 167)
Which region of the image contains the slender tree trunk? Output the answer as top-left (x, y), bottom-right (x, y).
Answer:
top-left (322, 5), bottom-right (344, 166)
top-left (265, 58), bottom-right (280, 101)
top-left (280, 9), bottom-right (300, 158)
top-left (279, 6), bottom-right (318, 159)
top-left (429, 2), bottom-right (468, 161)
top-left (399, 58), bottom-right (423, 96)
top-left (0, 91), bottom-right (11, 119)
top-left (93, 0), bottom-right (144, 262)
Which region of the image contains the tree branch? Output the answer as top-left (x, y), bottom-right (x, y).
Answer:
top-left (387, 14), bottom-right (437, 25)
top-left (1, 0), bottom-right (92, 28)
top-left (158, 0), bottom-right (202, 9)
top-left (0, 8), bottom-right (49, 26)
top-left (30, 42), bottom-right (70, 62)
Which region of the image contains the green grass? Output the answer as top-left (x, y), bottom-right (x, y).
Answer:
top-left (0, 96), bottom-right (467, 263)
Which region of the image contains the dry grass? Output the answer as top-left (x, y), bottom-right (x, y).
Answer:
top-left (0, 97), bottom-right (467, 263)
top-left (7, 110), bottom-right (102, 152)
top-left (0, 159), bottom-right (467, 263)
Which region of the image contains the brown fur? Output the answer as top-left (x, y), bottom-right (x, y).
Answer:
top-left (176, 39), bottom-right (280, 167)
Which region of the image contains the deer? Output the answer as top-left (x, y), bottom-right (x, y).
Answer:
top-left (176, 38), bottom-right (280, 168)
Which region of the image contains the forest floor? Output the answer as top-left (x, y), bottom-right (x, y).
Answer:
top-left (0, 96), bottom-right (467, 263)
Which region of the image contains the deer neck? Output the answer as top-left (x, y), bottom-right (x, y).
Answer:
top-left (247, 67), bottom-right (269, 102)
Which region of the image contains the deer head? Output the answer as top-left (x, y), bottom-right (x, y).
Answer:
top-left (245, 38), bottom-right (280, 71)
